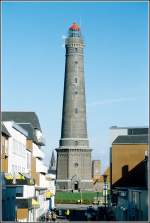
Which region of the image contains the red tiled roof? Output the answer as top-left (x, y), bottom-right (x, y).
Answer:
top-left (69, 22), bottom-right (80, 31)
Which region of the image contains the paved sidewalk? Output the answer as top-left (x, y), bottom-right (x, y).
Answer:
top-left (56, 204), bottom-right (97, 210)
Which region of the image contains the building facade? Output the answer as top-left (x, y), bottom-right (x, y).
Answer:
top-left (109, 126), bottom-right (148, 221)
top-left (1, 121), bottom-right (36, 222)
top-left (56, 23), bottom-right (92, 191)
top-left (2, 112), bottom-right (56, 221)
top-left (1, 123), bottom-right (10, 172)
top-left (2, 121), bottom-right (28, 174)
top-left (109, 126), bottom-right (148, 189)
top-left (92, 160), bottom-right (101, 178)
top-left (111, 135), bottom-right (148, 187)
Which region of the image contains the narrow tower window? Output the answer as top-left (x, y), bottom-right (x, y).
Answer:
top-left (74, 162), bottom-right (78, 167)
top-left (75, 78), bottom-right (77, 83)
top-left (75, 141), bottom-right (78, 146)
top-left (75, 108), bottom-right (78, 113)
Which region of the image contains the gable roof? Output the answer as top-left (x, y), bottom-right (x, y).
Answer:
top-left (18, 123), bottom-right (36, 141)
top-left (1, 123), bottom-right (11, 137)
top-left (113, 135), bottom-right (148, 145)
top-left (2, 112), bottom-right (41, 131)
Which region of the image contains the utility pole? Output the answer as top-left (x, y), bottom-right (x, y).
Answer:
top-left (80, 190), bottom-right (82, 204)
top-left (102, 174), bottom-right (108, 208)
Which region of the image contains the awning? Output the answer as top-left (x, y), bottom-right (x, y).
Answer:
top-left (45, 191), bottom-right (53, 199)
top-left (16, 173), bottom-right (25, 180)
top-left (29, 178), bottom-right (34, 185)
top-left (4, 173), bottom-right (34, 185)
top-left (21, 173), bottom-right (31, 179)
top-left (20, 173), bottom-right (35, 185)
top-left (32, 199), bottom-right (40, 207)
top-left (4, 173), bottom-right (13, 180)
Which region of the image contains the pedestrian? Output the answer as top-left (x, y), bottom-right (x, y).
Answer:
top-left (46, 211), bottom-right (49, 221)
top-left (52, 211), bottom-right (57, 221)
top-left (65, 209), bottom-right (70, 220)
top-left (48, 210), bottom-right (52, 222)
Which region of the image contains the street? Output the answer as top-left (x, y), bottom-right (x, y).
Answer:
top-left (53, 204), bottom-right (116, 222)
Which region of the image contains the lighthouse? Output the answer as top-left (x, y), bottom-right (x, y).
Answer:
top-left (56, 23), bottom-right (93, 191)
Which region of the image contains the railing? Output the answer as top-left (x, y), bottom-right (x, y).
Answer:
top-left (36, 136), bottom-right (45, 146)
top-left (16, 185), bottom-right (35, 198)
top-left (33, 147), bottom-right (44, 159)
top-left (36, 159), bottom-right (48, 174)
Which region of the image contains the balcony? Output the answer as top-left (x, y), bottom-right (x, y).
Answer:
top-left (16, 198), bottom-right (39, 209)
top-left (35, 130), bottom-right (45, 146)
top-left (16, 185), bottom-right (35, 198)
top-left (36, 159), bottom-right (48, 174)
top-left (36, 136), bottom-right (45, 146)
top-left (33, 147), bottom-right (44, 159)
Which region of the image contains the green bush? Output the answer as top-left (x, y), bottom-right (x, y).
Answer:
top-left (55, 192), bottom-right (103, 204)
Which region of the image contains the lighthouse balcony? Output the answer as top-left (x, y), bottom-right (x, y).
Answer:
top-left (59, 138), bottom-right (89, 146)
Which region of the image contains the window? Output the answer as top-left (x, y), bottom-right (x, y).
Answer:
top-left (13, 139), bottom-right (16, 154)
top-left (12, 164), bottom-right (15, 172)
top-left (75, 48), bottom-right (77, 52)
top-left (5, 140), bottom-right (8, 154)
top-left (74, 162), bottom-right (79, 167)
top-left (75, 141), bottom-right (78, 146)
top-left (16, 186), bottom-right (23, 197)
top-left (2, 137), bottom-right (5, 147)
top-left (75, 91), bottom-right (78, 95)
top-left (75, 108), bottom-right (78, 113)
top-left (75, 78), bottom-right (77, 83)
top-left (27, 152), bottom-right (31, 170)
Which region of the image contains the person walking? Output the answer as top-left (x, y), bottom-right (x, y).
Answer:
top-left (65, 209), bottom-right (70, 220)
top-left (48, 210), bottom-right (52, 222)
top-left (52, 211), bottom-right (57, 221)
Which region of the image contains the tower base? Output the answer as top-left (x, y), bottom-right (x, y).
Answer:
top-left (56, 179), bottom-right (93, 191)
top-left (56, 147), bottom-right (93, 191)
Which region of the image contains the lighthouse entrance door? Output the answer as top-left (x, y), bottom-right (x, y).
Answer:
top-left (74, 181), bottom-right (79, 191)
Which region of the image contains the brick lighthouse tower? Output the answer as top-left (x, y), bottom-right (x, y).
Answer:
top-left (56, 23), bottom-right (93, 191)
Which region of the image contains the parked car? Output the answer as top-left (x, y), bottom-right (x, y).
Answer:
top-left (85, 206), bottom-right (97, 221)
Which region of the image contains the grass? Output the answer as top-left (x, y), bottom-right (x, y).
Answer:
top-left (55, 191), bottom-right (103, 204)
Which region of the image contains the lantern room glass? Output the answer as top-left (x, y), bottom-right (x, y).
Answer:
top-left (68, 30), bottom-right (81, 38)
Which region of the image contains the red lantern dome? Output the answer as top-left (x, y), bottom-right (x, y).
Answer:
top-left (69, 22), bottom-right (80, 31)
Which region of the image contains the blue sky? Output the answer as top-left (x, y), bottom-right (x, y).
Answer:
top-left (2, 2), bottom-right (148, 172)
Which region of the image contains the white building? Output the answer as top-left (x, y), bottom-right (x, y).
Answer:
top-left (3, 121), bottom-right (28, 174)
top-left (46, 173), bottom-right (56, 210)
top-left (2, 121), bottom-right (36, 222)
top-left (2, 112), bottom-right (56, 221)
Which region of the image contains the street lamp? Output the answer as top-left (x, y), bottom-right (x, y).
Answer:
top-left (80, 190), bottom-right (82, 204)
top-left (102, 174), bottom-right (108, 208)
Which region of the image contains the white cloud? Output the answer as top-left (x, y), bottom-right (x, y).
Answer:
top-left (88, 97), bottom-right (137, 107)
top-left (62, 35), bottom-right (66, 39)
